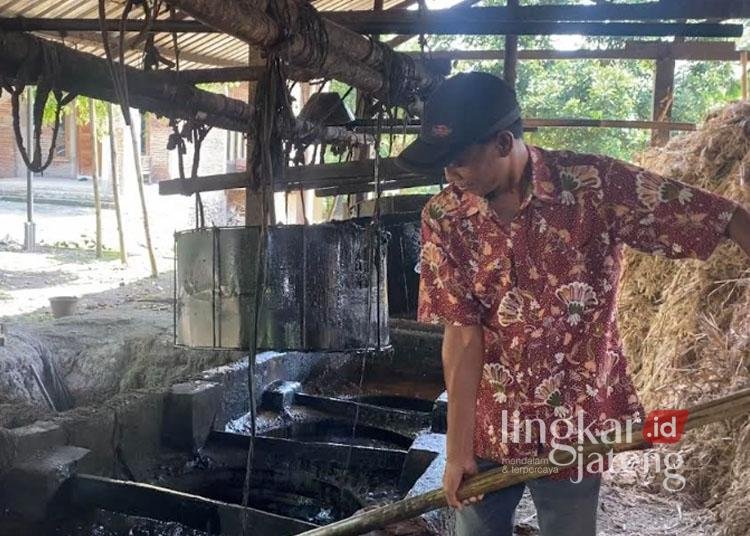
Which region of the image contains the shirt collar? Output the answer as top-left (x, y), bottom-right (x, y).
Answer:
top-left (447, 144), bottom-right (559, 220)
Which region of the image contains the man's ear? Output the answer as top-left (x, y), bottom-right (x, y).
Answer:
top-left (494, 131), bottom-right (515, 158)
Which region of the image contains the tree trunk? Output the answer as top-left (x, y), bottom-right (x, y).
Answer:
top-left (127, 120), bottom-right (158, 277)
top-left (88, 98), bottom-right (103, 258)
top-left (107, 104), bottom-right (127, 264)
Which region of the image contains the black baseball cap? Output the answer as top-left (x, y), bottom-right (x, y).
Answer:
top-left (397, 72), bottom-right (521, 174)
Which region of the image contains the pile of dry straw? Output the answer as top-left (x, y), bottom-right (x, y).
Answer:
top-left (616, 102), bottom-right (750, 534)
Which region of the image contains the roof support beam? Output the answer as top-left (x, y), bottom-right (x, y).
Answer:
top-left (0, 29), bottom-right (252, 131)
top-left (411, 42), bottom-right (739, 62)
top-left (325, 11), bottom-right (742, 37)
top-left (164, 0), bottom-right (442, 104)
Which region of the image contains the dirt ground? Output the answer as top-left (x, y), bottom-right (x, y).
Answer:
top-left (0, 200), bottom-right (724, 535)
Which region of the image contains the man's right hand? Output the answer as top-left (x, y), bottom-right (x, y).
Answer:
top-left (444, 457), bottom-right (485, 509)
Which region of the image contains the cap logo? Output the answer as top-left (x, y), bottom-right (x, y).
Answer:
top-left (431, 124), bottom-right (452, 138)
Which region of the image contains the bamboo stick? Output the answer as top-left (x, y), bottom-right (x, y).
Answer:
top-left (107, 104), bottom-right (127, 265)
top-left (127, 121), bottom-right (158, 278)
top-left (742, 51), bottom-right (748, 101)
top-left (298, 388), bottom-right (750, 536)
top-left (89, 98), bottom-right (103, 259)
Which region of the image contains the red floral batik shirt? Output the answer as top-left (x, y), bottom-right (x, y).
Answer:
top-left (418, 145), bottom-right (739, 480)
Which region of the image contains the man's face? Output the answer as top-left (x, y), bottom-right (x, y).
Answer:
top-left (443, 132), bottom-right (513, 197)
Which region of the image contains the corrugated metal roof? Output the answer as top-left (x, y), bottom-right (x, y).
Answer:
top-left (0, 0), bottom-right (410, 69)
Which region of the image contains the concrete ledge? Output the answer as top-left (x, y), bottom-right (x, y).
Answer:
top-left (0, 445), bottom-right (90, 521)
top-left (163, 380), bottom-right (222, 452)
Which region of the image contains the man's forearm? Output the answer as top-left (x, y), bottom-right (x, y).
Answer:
top-left (443, 325), bottom-right (485, 462)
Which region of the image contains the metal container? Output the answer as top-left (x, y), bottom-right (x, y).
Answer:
top-left (349, 195), bottom-right (430, 318)
top-left (49, 296), bottom-right (79, 318)
top-left (174, 221), bottom-right (389, 351)
top-left (380, 213), bottom-right (422, 317)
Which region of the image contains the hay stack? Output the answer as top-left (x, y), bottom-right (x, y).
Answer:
top-left (617, 102), bottom-right (750, 533)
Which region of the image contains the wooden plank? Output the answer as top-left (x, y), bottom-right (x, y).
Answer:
top-left (0, 30), bottom-right (252, 132)
top-left (412, 41), bottom-right (738, 62)
top-left (159, 158), bottom-right (420, 196)
top-left (327, 2), bottom-right (750, 27)
top-left (65, 474), bottom-right (316, 536)
top-left (314, 176), bottom-right (439, 196)
top-left (7, 1), bottom-right (750, 36)
top-left (524, 118), bottom-right (695, 131)
top-left (651, 43), bottom-right (677, 146)
top-left (503, 0), bottom-right (519, 87)
top-left (329, 13), bottom-right (743, 38)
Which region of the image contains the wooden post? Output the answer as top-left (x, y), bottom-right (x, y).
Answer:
top-left (651, 42), bottom-right (676, 147)
top-left (107, 104), bottom-right (127, 264)
top-left (503, 0), bottom-right (519, 88)
top-left (127, 117), bottom-right (158, 277)
top-left (742, 50), bottom-right (748, 101)
top-left (244, 46), bottom-right (273, 226)
top-left (88, 98), bottom-right (103, 258)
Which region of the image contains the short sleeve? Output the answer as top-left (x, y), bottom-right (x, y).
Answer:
top-left (601, 158), bottom-right (740, 261)
top-left (417, 208), bottom-right (482, 326)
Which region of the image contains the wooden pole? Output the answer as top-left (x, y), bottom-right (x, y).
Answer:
top-left (742, 51), bottom-right (748, 101)
top-left (165, 0), bottom-right (442, 104)
top-left (651, 41), bottom-right (677, 147)
top-left (88, 98), bottom-right (103, 258)
top-left (0, 29), bottom-right (252, 132)
top-left (503, 0), bottom-right (519, 88)
top-left (127, 118), bottom-right (158, 277)
top-left (405, 41), bottom-right (739, 62)
top-left (107, 103), bottom-right (127, 264)
top-left (297, 388), bottom-right (750, 536)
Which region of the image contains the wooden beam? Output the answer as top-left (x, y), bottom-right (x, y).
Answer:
top-left (330, 1), bottom-right (750, 26)
top-left (651, 42), bottom-right (677, 146)
top-left (386, 0), bottom-right (481, 49)
top-left (314, 176), bottom-right (438, 197)
top-left (743, 51), bottom-right (748, 101)
top-left (9, 1), bottom-right (750, 35)
top-left (524, 118), bottom-right (694, 131)
top-left (159, 158), bottom-right (419, 195)
top-left (0, 18), bottom-right (214, 33)
top-left (36, 29), bottom-right (245, 68)
top-left (151, 66), bottom-right (267, 83)
top-left (166, 0), bottom-right (442, 104)
top-left (64, 474), bottom-right (315, 535)
top-left (0, 30), bottom-right (252, 132)
top-left (327, 11), bottom-right (742, 38)
top-left (503, 0), bottom-right (519, 87)
top-left (411, 41), bottom-right (738, 62)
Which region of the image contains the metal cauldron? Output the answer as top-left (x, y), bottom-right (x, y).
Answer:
top-left (174, 220), bottom-right (389, 351)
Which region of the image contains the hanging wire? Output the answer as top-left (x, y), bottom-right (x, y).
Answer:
top-left (340, 101), bottom-right (387, 502)
top-left (241, 46), bottom-right (295, 534)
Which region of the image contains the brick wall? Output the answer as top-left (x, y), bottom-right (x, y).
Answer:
top-left (0, 95), bottom-right (16, 177)
top-left (77, 122), bottom-right (93, 176)
top-left (147, 116), bottom-right (171, 182)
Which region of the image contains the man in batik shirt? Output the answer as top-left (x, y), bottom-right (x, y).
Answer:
top-left (397, 72), bottom-right (750, 536)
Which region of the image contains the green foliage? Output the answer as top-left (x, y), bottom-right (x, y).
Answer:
top-left (401, 0), bottom-right (743, 161)
top-left (39, 94), bottom-right (110, 137)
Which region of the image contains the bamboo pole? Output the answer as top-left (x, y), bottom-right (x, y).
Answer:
top-left (88, 98), bottom-right (103, 258)
top-left (165, 0), bottom-right (442, 103)
top-left (127, 119), bottom-right (158, 277)
top-left (107, 104), bottom-right (127, 264)
top-left (742, 51), bottom-right (748, 101)
top-left (298, 388), bottom-right (750, 536)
